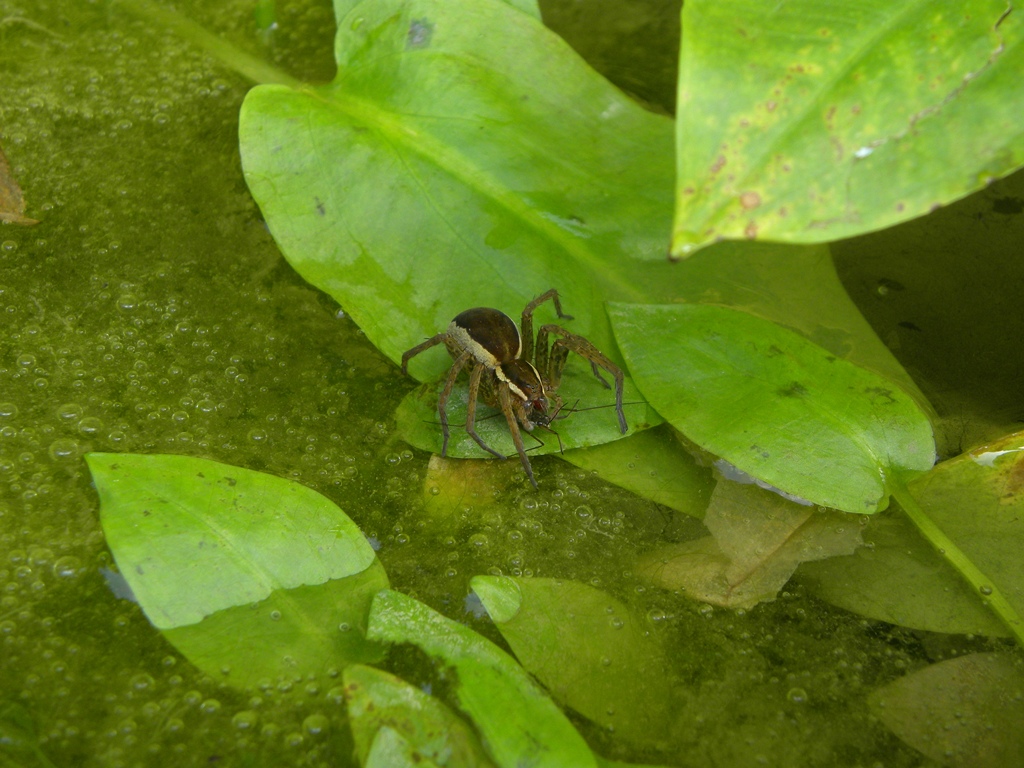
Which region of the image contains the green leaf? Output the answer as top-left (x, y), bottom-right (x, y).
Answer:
top-left (344, 664), bottom-right (495, 768)
top-left (800, 430), bottom-right (1024, 638)
top-left (561, 425), bottom-right (714, 519)
top-left (672, 0), bottom-right (1024, 257)
top-left (797, 514), bottom-right (1008, 637)
top-left (608, 303), bottom-right (935, 513)
top-left (86, 453), bottom-right (387, 686)
top-left (639, 481), bottom-right (862, 609)
top-left (239, 0), bottom-right (674, 383)
top-left (366, 589), bottom-right (598, 768)
top-left (366, 727), bottom-right (439, 768)
top-left (471, 576), bottom-right (675, 746)
top-left (869, 653), bottom-right (1024, 767)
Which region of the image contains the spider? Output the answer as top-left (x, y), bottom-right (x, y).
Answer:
top-left (401, 289), bottom-right (627, 487)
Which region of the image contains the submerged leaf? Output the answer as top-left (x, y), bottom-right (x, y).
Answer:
top-left (639, 481), bottom-right (862, 609)
top-left (870, 653), bottom-right (1024, 767)
top-left (367, 589), bottom-right (598, 768)
top-left (672, 0), bottom-right (1024, 256)
top-left (344, 664), bottom-right (495, 768)
top-left (471, 576), bottom-right (675, 746)
top-left (801, 430), bottom-right (1024, 638)
top-left (608, 303), bottom-right (935, 513)
top-left (87, 453), bottom-right (387, 687)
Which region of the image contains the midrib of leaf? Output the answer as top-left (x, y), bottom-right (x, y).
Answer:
top-left (678, 0), bottom-right (996, 236)
top-left (892, 481), bottom-right (1024, 646)
top-left (302, 84), bottom-right (647, 302)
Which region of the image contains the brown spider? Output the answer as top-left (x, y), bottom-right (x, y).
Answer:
top-left (401, 289), bottom-right (626, 487)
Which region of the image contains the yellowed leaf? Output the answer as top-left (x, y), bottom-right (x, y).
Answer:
top-left (639, 480), bottom-right (863, 608)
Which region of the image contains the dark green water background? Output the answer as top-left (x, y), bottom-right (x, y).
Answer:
top-left (1, 0), bottom-right (1021, 766)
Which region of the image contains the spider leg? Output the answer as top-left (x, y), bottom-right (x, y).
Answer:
top-left (438, 350), bottom-right (471, 456)
top-left (401, 332), bottom-right (447, 375)
top-left (465, 365), bottom-right (506, 459)
top-left (542, 325), bottom-right (628, 434)
top-left (520, 289), bottom-right (572, 363)
top-left (589, 361), bottom-right (611, 389)
top-left (498, 384), bottom-right (538, 488)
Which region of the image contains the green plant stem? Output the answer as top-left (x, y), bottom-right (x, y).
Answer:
top-left (115, 0), bottom-right (300, 88)
top-left (892, 480), bottom-right (1024, 646)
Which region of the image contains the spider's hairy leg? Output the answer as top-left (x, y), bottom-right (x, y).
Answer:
top-left (542, 326), bottom-right (628, 434)
top-left (465, 364), bottom-right (506, 459)
top-left (438, 350), bottom-right (471, 457)
top-left (401, 332), bottom-right (447, 375)
top-left (498, 384), bottom-right (538, 488)
top-left (521, 288), bottom-right (573, 362)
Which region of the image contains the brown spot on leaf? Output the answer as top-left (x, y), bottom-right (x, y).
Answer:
top-left (778, 382), bottom-right (808, 398)
top-left (744, 221), bottom-right (758, 239)
top-left (710, 155), bottom-right (726, 175)
top-left (766, 100), bottom-right (777, 112)
top-left (740, 191), bottom-right (762, 209)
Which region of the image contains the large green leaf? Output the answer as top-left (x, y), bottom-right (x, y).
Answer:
top-left (240, 0), bottom-right (673, 381)
top-left (672, 0), bottom-right (1024, 257)
top-left (799, 430), bottom-right (1024, 638)
top-left (607, 303), bottom-right (935, 513)
top-left (366, 589), bottom-right (598, 768)
top-left (86, 453), bottom-right (387, 686)
top-left (471, 576), bottom-right (674, 746)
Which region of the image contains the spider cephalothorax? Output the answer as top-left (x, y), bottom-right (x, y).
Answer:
top-left (401, 289), bottom-right (626, 487)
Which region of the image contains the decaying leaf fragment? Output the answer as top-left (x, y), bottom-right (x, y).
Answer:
top-left (639, 479), bottom-right (863, 609)
top-left (0, 143), bottom-right (39, 225)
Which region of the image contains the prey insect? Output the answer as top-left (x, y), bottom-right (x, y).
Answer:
top-left (401, 289), bottom-right (627, 487)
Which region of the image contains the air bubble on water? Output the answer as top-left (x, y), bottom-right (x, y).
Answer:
top-left (303, 714), bottom-right (329, 737)
top-left (787, 688), bottom-right (808, 704)
top-left (48, 438), bottom-right (79, 460)
top-left (78, 416), bottom-right (103, 435)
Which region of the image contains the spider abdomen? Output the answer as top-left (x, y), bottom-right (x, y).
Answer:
top-left (445, 307), bottom-right (522, 367)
